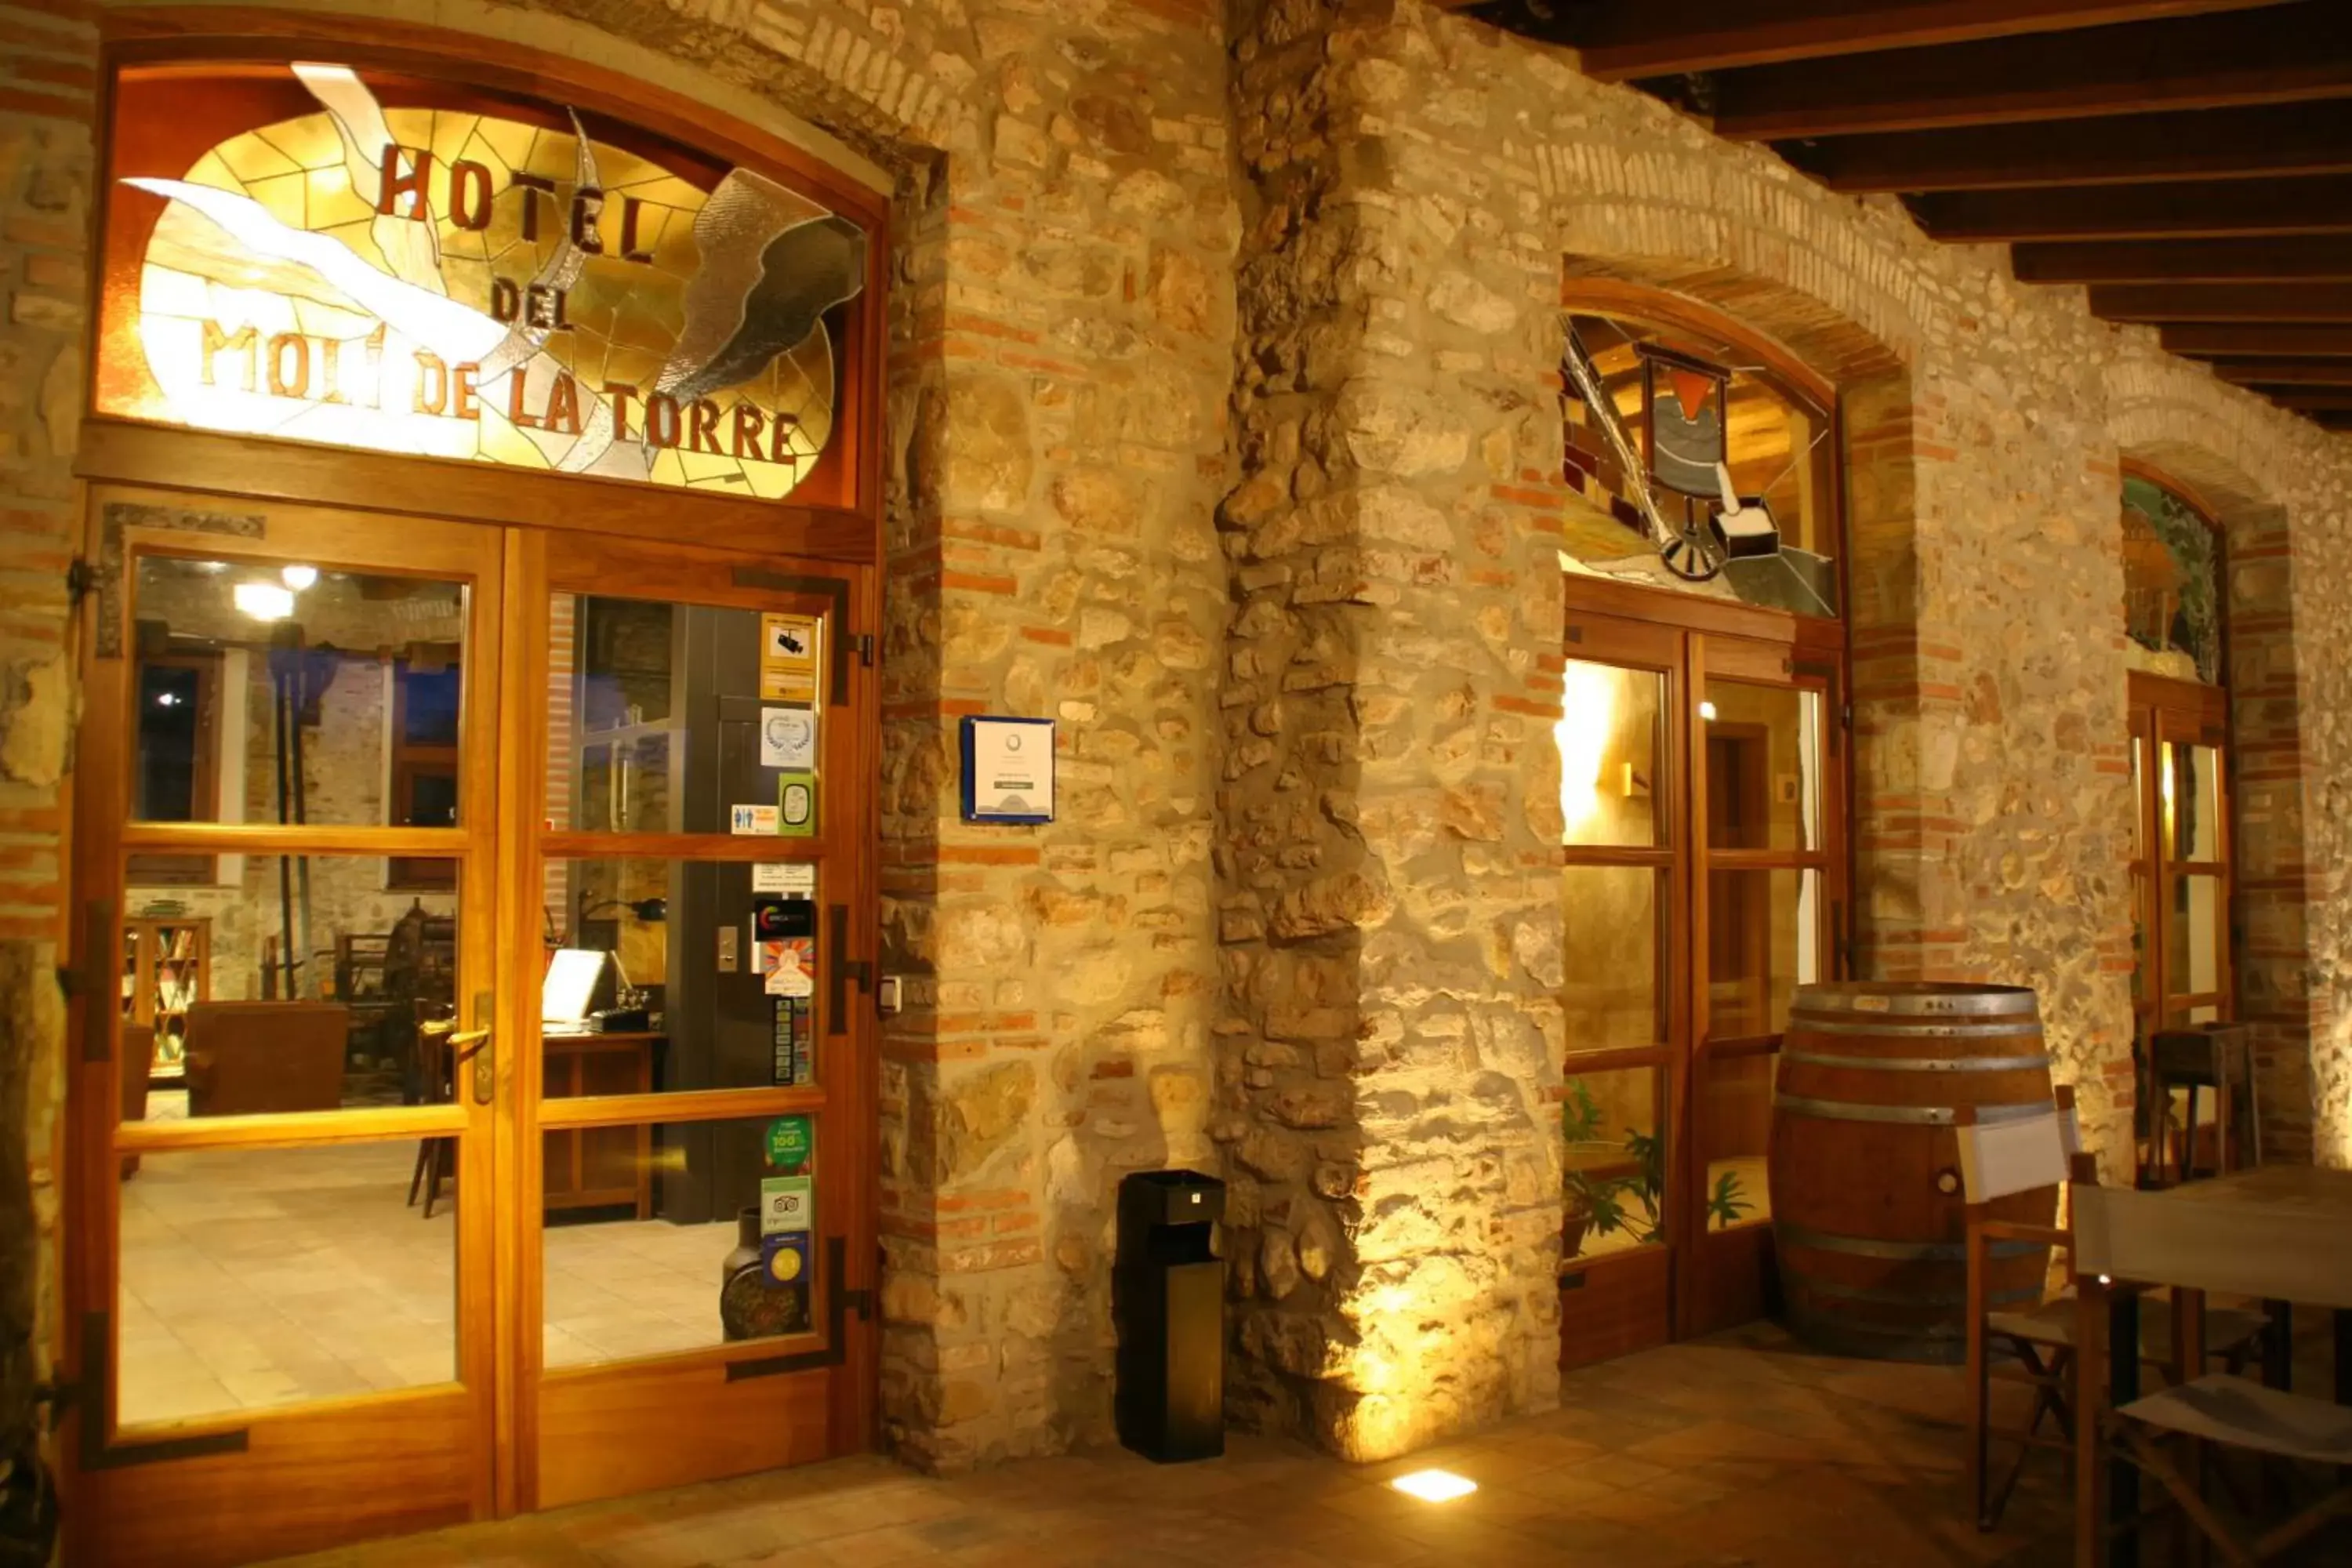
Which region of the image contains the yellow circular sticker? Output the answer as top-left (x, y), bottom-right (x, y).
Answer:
top-left (768, 1247), bottom-right (803, 1283)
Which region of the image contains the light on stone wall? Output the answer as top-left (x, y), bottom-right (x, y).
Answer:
top-left (1555, 662), bottom-right (1617, 836)
top-left (1391, 1469), bottom-right (1478, 1503)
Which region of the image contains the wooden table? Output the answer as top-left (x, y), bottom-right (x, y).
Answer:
top-left (2078, 1164), bottom-right (2352, 1566)
top-left (543, 1030), bottom-right (661, 1218)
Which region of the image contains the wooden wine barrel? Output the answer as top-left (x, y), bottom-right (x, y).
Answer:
top-left (1769, 982), bottom-right (2058, 1363)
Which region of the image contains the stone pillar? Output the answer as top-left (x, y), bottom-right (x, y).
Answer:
top-left (1218, 0), bottom-right (1563, 1461)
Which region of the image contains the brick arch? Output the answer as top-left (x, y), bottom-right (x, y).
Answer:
top-left (2111, 363), bottom-right (2325, 1165)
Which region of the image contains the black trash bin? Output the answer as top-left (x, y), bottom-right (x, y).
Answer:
top-left (1113, 1168), bottom-right (1226, 1462)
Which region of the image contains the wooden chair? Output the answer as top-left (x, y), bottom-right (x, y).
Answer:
top-left (2142, 1022), bottom-right (2259, 1185)
top-left (1964, 1089), bottom-right (2267, 1532)
top-left (2072, 1184), bottom-right (2352, 1566)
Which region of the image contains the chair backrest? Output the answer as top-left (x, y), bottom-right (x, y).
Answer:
top-left (2072, 1184), bottom-right (2352, 1309)
top-left (1958, 1109), bottom-right (2069, 1203)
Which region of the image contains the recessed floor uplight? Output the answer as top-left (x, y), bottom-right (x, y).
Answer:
top-left (1391, 1468), bottom-right (1477, 1503)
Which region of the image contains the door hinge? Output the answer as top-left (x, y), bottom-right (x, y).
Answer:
top-left (855, 633), bottom-right (874, 667)
top-left (65, 557), bottom-right (96, 606)
top-left (844, 1286), bottom-right (875, 1323)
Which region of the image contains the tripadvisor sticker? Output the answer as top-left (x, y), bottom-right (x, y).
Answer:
top-left (766, 1114), bottom-right (814, 1169)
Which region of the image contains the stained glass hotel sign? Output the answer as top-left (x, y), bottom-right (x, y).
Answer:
top-left (99, 63), bottom-right (868, 499)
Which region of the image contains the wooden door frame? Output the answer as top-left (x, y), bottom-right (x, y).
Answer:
top-left (1559, 575), bottom-right (1852, 1357)
top-left (60, 24), bottom-right (891, 1559)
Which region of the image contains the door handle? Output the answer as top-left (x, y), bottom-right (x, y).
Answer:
top-left (422, 1022), bottom-right (494, 1105)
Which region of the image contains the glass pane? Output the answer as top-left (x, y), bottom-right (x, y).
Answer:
top-left (124, 858), bottom-right (460, 1114)
top-left (130, 556), bottom-right (469, 826)
top-left (551, 593), bottom-right (826, 837)
top-left (1697, 1054), bottom-right (1773, 1232)
top-left (1555, 662), bottom-right (1664, 848)
top-left (1704, 866), bottom-right (1819, 1039)
top-left (1700, 679), bottom-right (1816, 851)
top-left (118, 1141), bottom-right (455, 1426)
top-left (545, 859), bottom-right (823, 1094)
top-left (543, 1114), bottom-right (825, 1368)
top-left (1560, 1066), bottom-right (1665, 1262)
top-left (2163, 742), bottom-right (2223, 862)
top-left (2167, 873), bottom-right (2226, 1000)
top-left (1561, 866), bottom-right (1666, 1052)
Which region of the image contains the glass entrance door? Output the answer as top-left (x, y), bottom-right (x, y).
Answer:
top-left (71, 492), bottom-right (877, 1563)
top-left (506, 527), bottom-right (876, 1513)
top-left (1556, 597), bottom-right (1845, 1367)
top-left (74, 488), bottom-right (506, 1565)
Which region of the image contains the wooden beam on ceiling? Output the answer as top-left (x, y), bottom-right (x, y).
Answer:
top-left (2249, 387), bottom-right (2352, 409)
top-left (1911, 177), bottom-right (2352, 241)
top-left (2089, 283), bottom-right (2352, 322)
top-left (1791, 103), bottom-right (2352, 193)
top-left (2161, 323), bottom-right (2352, 355)
top-left (1708, 2), bottom-right (2351, 141)
top-left (1519, 1), bottom-right (2285, 82)
top-left (2207, 359), bottom-right (2352, 385)
top-left (2013, 238), bottom-right (2352, 283)
top-left (2313, 411), bottom-right (2352, 430)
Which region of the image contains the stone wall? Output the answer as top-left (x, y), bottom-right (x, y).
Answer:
top-left (1215, 0), bottom-right (1568, 1461)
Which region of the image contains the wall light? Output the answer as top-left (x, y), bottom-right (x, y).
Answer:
top-left (1554, 662), bottom-right (1617, 836)
top-left (1699, 699), bottom-right (1719, 721)
top-left (233, 580), bottom-right (296, 621)
top-left (281, 564), bottom-right (319, 590)
top-left (1391, 1469), bottom-right (1478, 1503)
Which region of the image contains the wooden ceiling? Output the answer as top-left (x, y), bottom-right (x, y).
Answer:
top-left (1453, 1), bottom-right (2352, 434)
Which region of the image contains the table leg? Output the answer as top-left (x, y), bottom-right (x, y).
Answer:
top-left (2111, 1286), bottom-right (2142, 1568)
top-left (2078, 1275), bottom-right (2110, 1568)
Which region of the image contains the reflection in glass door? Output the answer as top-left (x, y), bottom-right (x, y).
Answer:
top-left (1555, 597), bottom-right (1845, 1367)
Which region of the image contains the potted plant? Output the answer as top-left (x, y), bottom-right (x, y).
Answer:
top-left (1561, 1078), bottom-right (1752, 1258)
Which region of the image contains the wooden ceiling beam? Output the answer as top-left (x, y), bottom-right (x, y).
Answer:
top-left (2013, 238), bottom-right (2352, 283)
top-left (2206, 359), bottom-right (2352, 385)
top-left (2312, 410), bottom-right (2352, 430)
top-left (1791, 103), bottom-right (2352, 193)
top-left (1911, 177), bottom-right (2352, 241)
top-left (2249, 387), bottom-right (2352, 409)
top-left (2161, 324), bottom-right (2352, 355)
top-left (1709, 2), bottom-right (2351, 140)
top-left (2089, 284), bottom-right (2352, 322)
top-left (1504, 1), bottom-right (2286, 83)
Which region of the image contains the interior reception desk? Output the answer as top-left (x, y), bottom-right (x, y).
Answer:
top-left (543, 1031), bottom-right (660, 1218)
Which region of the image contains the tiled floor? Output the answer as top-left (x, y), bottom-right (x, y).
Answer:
top-left (118, 1115), bottom-right (742, 1427)
top-left (267, 1320), bottom-right (2350, 1567)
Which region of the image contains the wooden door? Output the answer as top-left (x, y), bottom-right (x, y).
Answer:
top-left (68, 487), bottom-right (507, 1566)
top-left (503, 528), bottom-right (879, 1513)
top-left (1557, 583), bottom-right (1849, 1365)
top-left (1684, 626), bottom-right (1843, 1337)
top-left (1556, 612), bottom-right (1686, 1369)
top-left (2128, 672), bottom-right (2235, 1039)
